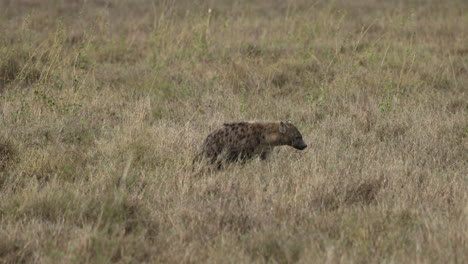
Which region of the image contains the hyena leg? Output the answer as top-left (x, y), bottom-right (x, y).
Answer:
top-left (236, 149), bottom-right (254, 163)
top-left (226, 151), bottom-right (240, 162)
top-left (260, 148), bottom-right (272, 160)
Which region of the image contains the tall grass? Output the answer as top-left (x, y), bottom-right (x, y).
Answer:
top-left (0, 0), bottom-right (467, 263)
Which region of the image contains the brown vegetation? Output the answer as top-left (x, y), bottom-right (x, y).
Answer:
top-left (0, 0), bottom-right (467, 263)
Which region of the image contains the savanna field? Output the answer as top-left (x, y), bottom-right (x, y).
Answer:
top-left (0, 0), bottom-right (467, 263)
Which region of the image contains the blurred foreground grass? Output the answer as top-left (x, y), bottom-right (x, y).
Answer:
top-left (0, 0), bottom-right (467, 263)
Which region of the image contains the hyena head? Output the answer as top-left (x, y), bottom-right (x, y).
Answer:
top-left (279, 120), bottom-right (307, 150)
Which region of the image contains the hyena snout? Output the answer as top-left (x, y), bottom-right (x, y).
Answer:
top-left (293, 139), bottom-right (307, 150)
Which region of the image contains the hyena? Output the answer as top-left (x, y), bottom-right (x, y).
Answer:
top-left (194, 120), bottom-right (307, 168)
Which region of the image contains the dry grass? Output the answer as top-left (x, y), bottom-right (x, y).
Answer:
top-left (0, 0), bottom-right (467, 263)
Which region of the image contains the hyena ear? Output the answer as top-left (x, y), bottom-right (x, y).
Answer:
top-left (279, 121), bottom-right (287, 134)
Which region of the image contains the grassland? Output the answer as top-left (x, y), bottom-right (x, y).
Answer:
top-left (0, 0), bottom-right (467, 263)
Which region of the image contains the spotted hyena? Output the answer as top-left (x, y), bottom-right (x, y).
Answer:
top-left (195, 120), bottom-right (307, 168)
